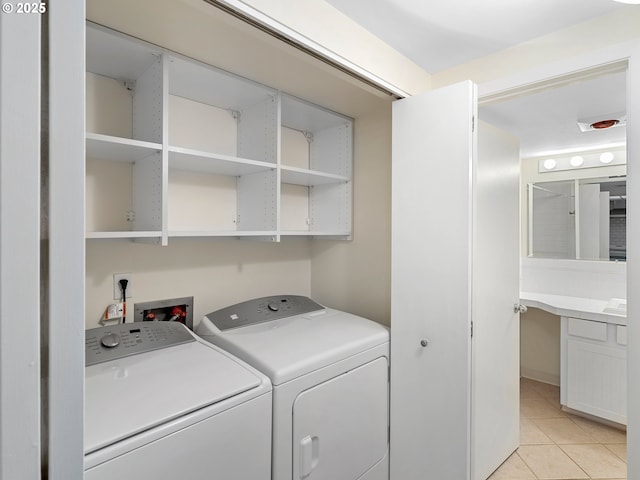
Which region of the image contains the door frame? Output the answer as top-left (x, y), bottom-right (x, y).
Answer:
top-left (0, 10), bottom-right (42, 479)
top-left (477, 38), bottom-right (640, 479)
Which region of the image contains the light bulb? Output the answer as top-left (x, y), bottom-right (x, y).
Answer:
top-left (543, 159), bottom-right (557, 170)
top-left (600, 152), bottom-right (614, 164)
top-left (570, 156), bottom-right (584, 167)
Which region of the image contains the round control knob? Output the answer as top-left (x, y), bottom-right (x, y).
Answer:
top-left (100, 333), bottom-right (121, 348)
top-left (267, 301), bottom-right (280, 312)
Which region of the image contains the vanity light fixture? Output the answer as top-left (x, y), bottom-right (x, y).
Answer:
top-left (600, 151), bottom-right (615, 164)
top-left (537, 147), bottom-right (625, 173)
top-left (570, 155), bottom-right (584, 167)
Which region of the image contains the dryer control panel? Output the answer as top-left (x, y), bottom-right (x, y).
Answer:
top-left (85, 322), bottom-right (195, 366)
top-left (204, 295), bottom-right (324, 331)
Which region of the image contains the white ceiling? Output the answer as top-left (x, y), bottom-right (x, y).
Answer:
top-left (325, 0), bottom-right (630, 74)
top-left (480, 70), bottom-right (627, 157)
top-left (325, 0), bottom-right (631, 156)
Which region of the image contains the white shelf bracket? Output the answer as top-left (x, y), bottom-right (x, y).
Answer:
top-left (303, 131), bottom-right (314, 143)
top-left (122, 79), bottom-right (136, 96)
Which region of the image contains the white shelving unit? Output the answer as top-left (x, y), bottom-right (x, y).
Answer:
top-left (166, 54), bottom-right (278, 239)
top-left (280, 94), bottom-right (352, 238)
top-left (85, 23), bottom-right (352, 243)
top-left (86, 24), bottom-right (164, 241)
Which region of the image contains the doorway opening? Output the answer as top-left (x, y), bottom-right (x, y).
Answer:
top-left (478, 64), bottom-right (628, 479)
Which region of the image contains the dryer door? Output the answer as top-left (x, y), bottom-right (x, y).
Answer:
top-left (292, 357), bottom-right (388, 480)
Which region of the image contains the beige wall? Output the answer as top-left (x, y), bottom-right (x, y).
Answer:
top-left (431, 7), bottom-right (640, 88)
top-left (85, 0), bottom-right (395, 327)
top-left (86, 239), bottom-right (312, 328)
top-left (225, 0), bottom-right (432, 96)
top-left (520, 308), bottom-right (561, 385)
top-left (86, 0), bottom-right (639, 334)
top-left (311, 104), bottom-right (392, 326)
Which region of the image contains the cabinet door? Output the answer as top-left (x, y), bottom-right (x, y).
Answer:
top-left (391, 81), bottom-right (520, 480)
top-left (567, 338), bottom-right (627, 424)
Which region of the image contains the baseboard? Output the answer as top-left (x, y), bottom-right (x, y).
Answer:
top-left (520, 367), bottom-right (560, 387)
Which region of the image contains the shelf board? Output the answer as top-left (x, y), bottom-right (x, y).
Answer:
top-left (280, 230), bottom-right (351, 237)
top-left (168, 146), bottom-right (275, 176)
top-left (87, 23), bottom-right (161, 81)
top-left (168, 55), bottom-right (276, 111)
top-left (86, 133), bottom-right (161, 162)
top-left (281, 166), bottom-right (349, 186)
top-left (281, 94), bottom-right (351, 132)
top-left (86, 231), bottom-right (162, 239)
top-left (168, 230), bottom-right (278, 238)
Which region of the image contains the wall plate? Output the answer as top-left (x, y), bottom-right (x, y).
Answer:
top-left (133, 296), bottom-right (194, 330)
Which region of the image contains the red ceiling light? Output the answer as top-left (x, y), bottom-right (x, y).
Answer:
top-left (577, 113), bottom-right (626, 132)
top-left (590, 119), bottom-right (619, 130)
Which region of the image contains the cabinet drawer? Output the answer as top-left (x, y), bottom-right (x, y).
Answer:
top-left (567, 318), bottom-right (607, 341)
top-left (617, 326), bottom-right (627, 346)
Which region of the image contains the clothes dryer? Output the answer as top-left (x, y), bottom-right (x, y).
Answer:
top-left (196, 295), bottom-right (390, 480)
top-left (84, 321), bottom-right (272, 480)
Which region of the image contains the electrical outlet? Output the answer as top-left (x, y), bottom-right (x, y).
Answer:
top-left (113, 273), bottom-right (133, 300)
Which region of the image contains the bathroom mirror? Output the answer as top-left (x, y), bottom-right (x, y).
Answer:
top-left (528, 176), bottom-right (626, 261)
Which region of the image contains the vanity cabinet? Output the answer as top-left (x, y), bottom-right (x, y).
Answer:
top-left (85, 23), bottom-right (353, 244)
top-left (561, 316), bottom-right (627, 424)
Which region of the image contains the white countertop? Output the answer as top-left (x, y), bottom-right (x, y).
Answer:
top-left (520, 291), bottom-right (627, 326)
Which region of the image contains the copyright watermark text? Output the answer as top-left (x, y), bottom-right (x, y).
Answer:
top-left (2, 3), bottom-right (47, 13)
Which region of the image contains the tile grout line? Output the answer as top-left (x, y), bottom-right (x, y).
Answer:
top-left (519, 378), bottom-right (627, 479)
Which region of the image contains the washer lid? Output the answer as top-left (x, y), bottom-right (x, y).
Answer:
top-left (198, 308), bottom-right (389, 385)
top-left (84, 340), bottom-right (265, 454)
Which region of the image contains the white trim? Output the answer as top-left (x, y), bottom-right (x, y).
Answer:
top-left (0, 10), bottom-right (41, 480)
top-left (626, 44), bottom-right (640, 479)
top-left (479, 40), bottom-right (639, 103)
top-left (207, 0), bottom-right (411, 98)
top-left (48, 1), bottom-right (86, 478)
top-left (478, 40), bottom-right (640, 478)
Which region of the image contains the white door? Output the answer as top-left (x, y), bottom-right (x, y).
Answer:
top-left (472, 121), bottom-right (520, 480)
top-left (390, 82), bottom-right (520, 480)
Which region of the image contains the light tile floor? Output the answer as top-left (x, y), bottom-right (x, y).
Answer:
top-left (488, 378), bottom-right (627, 480)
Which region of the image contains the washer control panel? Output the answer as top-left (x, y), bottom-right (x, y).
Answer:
top-left (85, 322), bottom-right (195, 366)
top-left (204, 295), bottom-right (324, 331)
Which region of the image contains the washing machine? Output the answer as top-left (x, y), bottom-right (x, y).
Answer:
top-left (84, 321), bottom-right (272, 480)
top-left (196, 295), bottom-right (390, 480)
